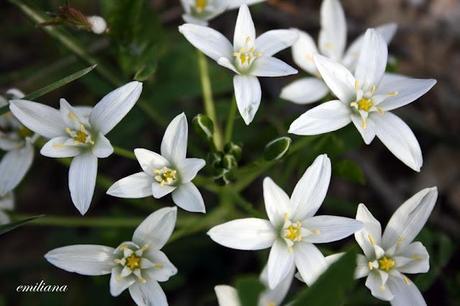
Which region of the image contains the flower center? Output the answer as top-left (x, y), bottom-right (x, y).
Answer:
top-left (233, 37), bottom-right (261, 72)
top-left (195, 0), bottom-right (207, 13)
top-left (284, 222), bottom-right (302, 242)
top-left (356, 98), bottom-right (374, 112)
top-left (66, 124), bottom-right (94, 145)
top-left (154, 167), bottom-right (177, 186)
top-left (378, 256), bottom-right (395, 272)
top-left (126, 254), bottom-right (141, 270)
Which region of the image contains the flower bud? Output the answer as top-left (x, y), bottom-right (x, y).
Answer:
top-left (193, 114), bottom-right (214, 141)
top-left (87, 16), bottom-right (107, 34)
top-left (264, 136), bottom-right (292, 161)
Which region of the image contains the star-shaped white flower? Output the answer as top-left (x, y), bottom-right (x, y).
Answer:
top-left (181, 0), bottom-right (265, 25)
top-left (179, 5), bottom-right (298, 125)
top-left (107, 113), bottom-right (206, 213)
top-left (288, 29), bottom-right (437, 171)
top-left (281, 0), bottom-right (397, 105)
top-left (215, 264), bottom-right (294, 306)
top-left (0, 89), bottom-right (36, 196)
top-left (208, 154), bottom-right (362, 289)
top-left (0, 192), bottom-right (14, 225)
top-left (45, 207), bottom-right (178, 306)
top-left (9, 81), bottom-right (143, 215)
top-left (354, 187), bottom-right (438, 306)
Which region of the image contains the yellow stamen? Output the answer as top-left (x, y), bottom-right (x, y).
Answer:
top-left (154, 167), bottom-right (177, 186)
top-left (356, 98), bottom-right (374, 112)
top-left (126, 254), bottom-right (141, 270)
top-left (368, 234), bottom-right (376, 246)
top-left (378, 256), bottom-right (395, 272)
top-left (284, 222), bottom-right (302, 242)
top-left (195, 0), bottom-right (207, 13)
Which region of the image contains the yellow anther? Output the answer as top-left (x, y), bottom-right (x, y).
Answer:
top-left (356, 98), bottom-right (374, 112)
top-left (284, 222), bottom-right (302, 242)
top-left (195, 0), bottom-right (207, 12)
top-left (378, 256), bottom-right (395, 272)
top-left (368, 261), bottom-right (374, 270)
top-left (66, 124), bottom-right (93, 145)
top-left (154, 167), bottom-right (177, 186)
top-left (354, 80), bottom-right (360, 91)
top-left (126, 254), bottom-right (141, 270)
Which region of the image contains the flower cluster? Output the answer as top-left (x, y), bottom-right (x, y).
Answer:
top-left (3, 0), bottom-right (441, 306)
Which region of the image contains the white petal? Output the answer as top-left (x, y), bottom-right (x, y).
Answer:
top-left (89, 81), bottom-right (143, 135)
top-left (373, 112), bottom-right (422, 171)
top-left (233, 75), bottom-right (261, 125)
top-left (9, 100), bottom-right (65, 138)
top-left (267, 240), bottom-right (295, 289)
top-left (92, 133), bottom-right (113, 158)
top-left (129, 281), bottom-right (168, 306)
top-left (0, 192), bottom-right (14, 210)
top-left (289, 100), bottom-right (351, 135)
top-left (179, 24), bottom-right (233, 62)
top-left (215, 285), bottom-right (241, 306)
top-left (208, 218), bottom-right (276, 250)
top-left (132, 207), bottom-right (177, 249)
top-left (387, 275), bottom-right (426, 306)
top-left (152, 183), bottom-right (176, 198)
top-left (351, 114), bottom-right (375, 144)
top-left (218, 57), bottom-right (239, 74)
top-left (354, 29), bottom-right (388, 92)
top-left (313, 55), bottom-right (356, 103)
top-left (40, 137), bottom-right (81, 158)
top-left (177, 158), bottom-right (205, 183)
top-left (144, 249), bottom-right (178, 282)
top-left (172, 182), bottom-right (205, 213)
top-left (0, 141), bottom-right (34, 196)
top-left (0, 210), bottom-right (9, 225)
top-left (263, 177), bottom-right (291, 226)
top-left (44, 245), bottom-right (115, 275)
top-left (294, 242), bottom-right (327, 286)
top-left (382, 187), bottom-right (437, 249)
top-left (355, 254), bottom-right (370, 279)
top-left (233, 5), bottom-right (255, 50)
top-left (319, 0), bottom-right (346, 60)
top-left (280, 78), bottom-right (329, 105)
top-left (377, 76), bottom-right (437, 111)
top-left (59, 98), bottom-right (88, 128)
top-left (365, 271), bottom-right (394, 301)
top-left (68, 152), bottom-right (98, 215)
top-left (110, 269), bottom-right (135, 296)
top-left (161, 113), bottom-right (188, 164)
top-left (354, 204), bottom-right (382, 258)
top-left (251, 57), bottom-right (298, 77)
top-left (396, 242), bottom-right (429, 274)
top-left (291, 154), bottom-right (331, 220)
top-left (107, 172), bottom-right (153, 198)
top-left (259, 264), bottom-right (294, 306)
top-left (134, 148), bottom-right (169, 174)
top-left (291, 29), bottom-right (320, 75)
top-left (302, 215), bottom-right (363, 243)
top-left (255, 29), bottom-right (298, 57)
top-left (343, 23), bottom-right (397, 70)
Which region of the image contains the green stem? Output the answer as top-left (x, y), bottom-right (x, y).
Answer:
top-left (113, 146), bottom-right (136, 160)
top-left (13, 214), bottom-right (142, 227)
top-left (197, 50), bottom-right (223, 150)
top-left (224, 96), bottom-right (237, 144)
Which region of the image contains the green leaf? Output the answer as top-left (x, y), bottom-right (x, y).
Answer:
top-left (334, 159), bottom-right (366, 185)
top-left (292, 251), bottom-right (357, 306)
top-left (0, 215), bottom-right (45, 236)
top-left (264, 136), bottom-right (292, 161)
top-left (24, 65), bottom-right (97, 101)
top-left (235, 276), bottom-right (265, 306)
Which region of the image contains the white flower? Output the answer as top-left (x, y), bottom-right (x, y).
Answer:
top-left (288, 29), bottom-right (437, 172)
top-left (86, 16), bottom-right (107, 34)
top-left (215, 265), bottom-right (294, 306)
top-left (0, 89), bottom-right (35, 196)
top-left (179, 5), bottom-right (298, 125)
top-left (45, 207), bottom-right (178, 306)
top-left (208, 154), bottom-right (362, 289)
top-left (0, 192), bottom-right (14, 225)
top-left (9, 81), bottom-right (143, 215)
top-left (354, 187), bottom-right (438, 306)
top-left (280, 0), bottom-right (397, 104)
top-left (107, 113), bottom-right (206, 213)
top-left (181, 0), bottom-right (266, 25)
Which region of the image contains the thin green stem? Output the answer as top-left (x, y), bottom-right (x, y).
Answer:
top-left (13, 214), bottom-right (142, 227)
top-left (197, 50), bottom-right (223, 150)
top-left (224, 96), bottom-right (237, 144)
top-left (113, 146), bottom-right (136, 160)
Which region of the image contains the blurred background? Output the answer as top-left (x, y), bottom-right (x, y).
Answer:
top-left (0, 0), bottom-right (459, 305)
